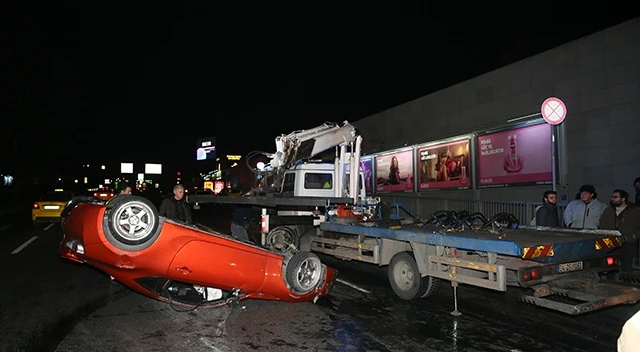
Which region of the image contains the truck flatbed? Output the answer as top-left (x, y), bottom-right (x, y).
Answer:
top-left (319, 221), bottom-right (623, 264)
top-left (188, 195), bottom-right (355, 207)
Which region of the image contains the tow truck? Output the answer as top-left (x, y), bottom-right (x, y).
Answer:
top-left (188, 121), bottom-right (640, 315)
top-left (190, 121), bottom-right (374, 252)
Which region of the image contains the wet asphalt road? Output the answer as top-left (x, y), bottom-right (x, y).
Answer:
top-left (0, 204), bottom-right (637, 352)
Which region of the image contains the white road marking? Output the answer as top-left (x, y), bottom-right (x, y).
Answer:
top-left (336, 278), bottom-right (372, 293)
top-left (44, 223), bottom-right (55, 231)
top-left (200, 337), bottom-right (224, 351)
top-left (11, 236), bottom-right (38, 254)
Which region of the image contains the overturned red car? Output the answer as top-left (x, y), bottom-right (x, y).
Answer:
top-left (59, 195), bottom-right (337, 308)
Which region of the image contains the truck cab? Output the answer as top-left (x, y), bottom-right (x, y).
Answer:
top-left (281, 162), bottom-right (367, 200)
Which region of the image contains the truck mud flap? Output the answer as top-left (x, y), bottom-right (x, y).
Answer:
top-left (520, 280), bottom-right (640, 315)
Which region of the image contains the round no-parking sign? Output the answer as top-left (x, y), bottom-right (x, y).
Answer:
top-left (541, 97), bottom-right (567, 125)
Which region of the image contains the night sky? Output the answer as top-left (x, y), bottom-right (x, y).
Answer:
top-left (2, 2), bottom-right (638, 177)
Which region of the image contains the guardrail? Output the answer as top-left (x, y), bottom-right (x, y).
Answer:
top-left (376, 193), bottom-right (566, 224)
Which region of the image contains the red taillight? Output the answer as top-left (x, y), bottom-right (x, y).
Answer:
top-left (606, 256), bottom-right (616, 266)
top-left (523, 268), bottom-right (541, 281)
top-left (94, 192), bottom-right (98, 197)
top-left (33, 203), bottom-right (39, 209)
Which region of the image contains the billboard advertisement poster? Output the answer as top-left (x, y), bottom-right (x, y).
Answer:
top-left (360, 157), bottom-right (373, 194)
top-left (214, 180), bottom-right (224, 194)
top-left (418, 139), bottom-right (471, 191)
top-left (476, 123), bottom-right (552, 188)
top-left (196, 137), bottom-right (216, 161)
top-left (375, 149), bottom-right (414, 193)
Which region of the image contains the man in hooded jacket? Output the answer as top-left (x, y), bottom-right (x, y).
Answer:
top-left (563, 184), bottom-right (608, 229)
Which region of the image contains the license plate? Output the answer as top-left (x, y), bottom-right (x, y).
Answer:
top-left (100, 194), bottom-right (107, 197)
top-left (558, 261), bottom-right (583, 273)
top-left (44, 205), bottom-right (60, 210)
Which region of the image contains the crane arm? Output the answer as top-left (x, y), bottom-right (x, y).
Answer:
top-left (269, 121), bottom-right (357, 169)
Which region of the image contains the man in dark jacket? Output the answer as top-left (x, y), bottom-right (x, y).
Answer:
top-left (116, 182), bottom-right (132, 195)
top-left (599, 189), bottom-right (640, 273)
top-left (634, 176), bottom-right (640, 205)
top-left (159, 184), bottom-right (192, 224)
top-left (535, 190), bottom-right (560, 227)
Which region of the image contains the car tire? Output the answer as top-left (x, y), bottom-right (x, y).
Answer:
top-left (265, 226), bottom-right (300, 254)
top-left (285, 251), bottom-right (323, 294)
top-left (103, 195), bottom-right (162, 251)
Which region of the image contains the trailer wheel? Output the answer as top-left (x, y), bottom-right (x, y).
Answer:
top-left (265, 226), bottom-right (299, 254)
top-left (388, 251), bottom-right (440, 300)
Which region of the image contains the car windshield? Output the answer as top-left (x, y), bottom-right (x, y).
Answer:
top-left (40, 192), bottom-right (73, 202)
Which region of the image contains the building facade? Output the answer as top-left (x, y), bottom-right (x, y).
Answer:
top-left (353, 18), bottom-right (640, 203)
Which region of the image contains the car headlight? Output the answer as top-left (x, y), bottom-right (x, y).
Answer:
top-left (65, 239), bottom-right (85, 254)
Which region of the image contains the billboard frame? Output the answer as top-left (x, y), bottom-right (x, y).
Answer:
top-left (358, 156), bottom-right (374, 196)
top-left (415, 134), bottom-right (473, 192)
top-left (474, 118), bottom-right (553, 189)
top-left (373, 146), bottom-right (416, 194)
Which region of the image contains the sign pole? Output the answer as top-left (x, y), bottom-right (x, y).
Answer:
top-left (541, 97), bottom-right (567, 193)
top-left (551, 127), bottom-right (557, 192)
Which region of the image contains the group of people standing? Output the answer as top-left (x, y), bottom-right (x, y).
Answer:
top-left (534, 178), bottom-right (640, 274)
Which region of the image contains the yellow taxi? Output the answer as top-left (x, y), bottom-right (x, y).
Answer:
top-left (32, 189), bottom-right (75, 224)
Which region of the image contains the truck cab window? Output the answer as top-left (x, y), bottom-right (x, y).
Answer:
top-left (305, 173), bottom-right (332, 189)
top-left (282, 173), bottom-right (295, 192)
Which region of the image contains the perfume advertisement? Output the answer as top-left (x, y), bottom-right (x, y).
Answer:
top-left (418, 139), bottom-right (470, 191)
top-left (375, 149), bottom-right (414, 193)
top-left (360, 157), bottom-right (373, 194)
top-left (476, 123), bottom-right (553, 188)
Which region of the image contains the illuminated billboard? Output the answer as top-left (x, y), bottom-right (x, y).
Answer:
top-left (196, 137), bottom-right (216, 161)
top-left (145, 163), bottom-right (162, 175)
top-left (120, 163), bottom-right (134, 174)
top-left (476, 123), bottom-right (552, 188)
top-left (360, 157), bottom-right (373, 194)
top-left (375, 149), bottom-right (414, 193)
top-left (214, 180), bottom-right (224, 194)
top-left (418, 138), bottom-right (470, 191)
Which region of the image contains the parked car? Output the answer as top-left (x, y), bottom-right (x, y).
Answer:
top-left (59, 195), bottom-right (337, 308)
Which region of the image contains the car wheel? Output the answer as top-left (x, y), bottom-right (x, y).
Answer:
top-left (103, 195), bottom-right (162, 251)
top-left (285, 251), bottom-right (323, 294)
top-left (265, 226), bottom-right (299, 254)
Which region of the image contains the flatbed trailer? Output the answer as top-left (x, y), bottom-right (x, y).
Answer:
top-left (308, 207), bottom-right (640, 315)
top-left (191, 192), bottom-right (640, 315)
